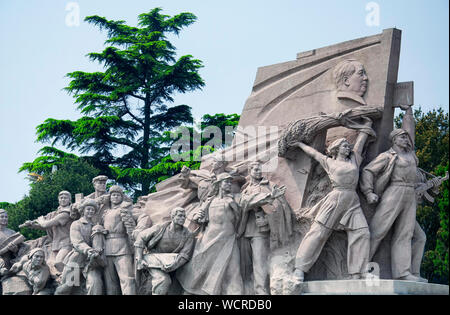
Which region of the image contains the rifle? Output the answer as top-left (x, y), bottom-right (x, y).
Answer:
top-left (416, 171), bottom-right (449, 203)
top-left (0, 233), bottom-right (25, 255)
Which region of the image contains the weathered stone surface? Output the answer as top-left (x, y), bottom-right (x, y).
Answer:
top-left (300, 280), bottom-right (449, 295)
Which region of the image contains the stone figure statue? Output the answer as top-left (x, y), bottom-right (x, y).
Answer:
top-left (0, 209), bottom-right (25, 275)
top-left (292, 117), bottom-right (374, 282)
top-left (177, 173), bottom-right (244, 295)
top-left (238, 161), bottom-right (291, 294)
top-left (7, 248), bottom-right (51, 295)
top-left (139, 153), bottom-right (240, 226)
top-left (134, 207), bottom-right (194, 295)
top-left (101, 185), bottom-right (150, 295)
top-left (20, 190), bottom-right (74, 272)
top-left (79, 175), bottom-right (110, 224)
top-left (334, 59), bottom-right (368, 105)
top-left (55, 199), bottom-right (104, 295)
top-left (360, 104), bottom-right (429, 282)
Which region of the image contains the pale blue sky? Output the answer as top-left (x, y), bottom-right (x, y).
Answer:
top-left (0, 0), bottom-right (448, 203)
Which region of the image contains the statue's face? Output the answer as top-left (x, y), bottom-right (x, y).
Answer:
top-left (0, 212), bottom-right (8, 226)
top-left (94, 180), bottom-right (107, 193)
top-left (212, 160), bottom-right (225, 173)
top-left (220, 178), bottom-right (232, 193)
top-left (84, 206), bottom-right (96, 219)
top-left (31, 251), bottom-right (44, 267)
top-left (394, 133), bottom-right (412, 150)
top-left (345, 63), bottom-right (368, 97)
top-left (58, 194), bottom-right (71, 207)
top-left (338, 141), bottom-right (351, 157)
top-left (172, 210), bottom-right (186, 226)
top-left (250, 164), bottom-right (262, 180)
top-left (110, 192), bottom-right (123, 205)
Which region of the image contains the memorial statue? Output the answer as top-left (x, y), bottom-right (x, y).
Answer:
top-left (177, 173), bottom-right (244, 295)
top-left (292, 117), bottom-right (374, 282)
top-left (6, 248), bottom-right (51, 295)
top-left (360, 104), bottom-right (431, 282)
top-left (55, 199), bottom-right (104, 295)
top-left (20, 191), bottom-right (74, 272)
top-left (134, 207), bottom-right (194, 295)
top-left (238, 161), bottom-right (290, 294)
top-left (0, 209), bottom-right (25, 275)
top-left (101, 185), bottom-right (150, 295)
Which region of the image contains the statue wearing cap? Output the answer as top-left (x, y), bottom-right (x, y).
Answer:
top-left (238, 161), bottom-right (292, 294)
top-left (19, 191), bottom-right (74, 274)
top-left (81, 175), bottom-right (110, 224)
top-left (360, 104), bottom-right (426, 282)
top-left (100, 185), bottom-right (150, 295)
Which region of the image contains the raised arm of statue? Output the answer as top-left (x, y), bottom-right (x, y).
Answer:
top-left (37, 212), bottom-right (71, 229)
top-left (353, 117), bottom-right (374, 160)
top-left (293, 142), bottom-right (327, 168)
top-left (400, 105), bottom-right (415, 147)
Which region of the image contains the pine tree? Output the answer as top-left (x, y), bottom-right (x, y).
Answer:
top-left (22, 8), bottom-right (204, 196)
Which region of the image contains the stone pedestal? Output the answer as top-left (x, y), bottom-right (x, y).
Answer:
top-left (300, 280), bottom-right (449, 295)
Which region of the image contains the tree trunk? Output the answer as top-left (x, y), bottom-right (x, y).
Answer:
top-left (141, 95), bottom-right (151, 195)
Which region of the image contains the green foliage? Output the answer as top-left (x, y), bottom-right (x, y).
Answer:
top-left (22, 8), bottom-right (204, 196)
top-left (6, 158), bottom-right (100, 239)
top-left (201, 113), bottom-right (240, 147)
top-left (396, 107), bottom-right (449, 284)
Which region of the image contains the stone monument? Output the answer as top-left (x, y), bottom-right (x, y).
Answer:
top-left (1, 28), bottom-right (448, 295)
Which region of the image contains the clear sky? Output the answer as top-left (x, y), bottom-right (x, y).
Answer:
top-left (0, 0), bottom-right (448, 203)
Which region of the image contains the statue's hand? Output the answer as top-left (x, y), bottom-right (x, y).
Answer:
top-left (396, 104), bottom-right (412, 111)
top-left (193, 209), bottom-right (205, 222)
top-left (136, 258), bottom-right (148, 271)
top-left (366, 192), bottom-right (379, 204)
top-left (162, 262), bottom-right (176, 273)
top-left (9, 263), bottom-right (20, 274)
top-left (7, 243), bottom-right (18, 253)
top-left (87, 249), bottom-right (99, 260)
top-left (271, 185), bottom-right (286, 199)
top-left (180, 166), bottom-right (191, 178)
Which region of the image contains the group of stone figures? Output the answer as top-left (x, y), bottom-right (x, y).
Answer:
top-left (0, 101), bottom-right (447, 294)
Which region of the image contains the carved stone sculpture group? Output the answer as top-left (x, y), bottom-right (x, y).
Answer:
top-left (1, 57), bottom-right (447, 295)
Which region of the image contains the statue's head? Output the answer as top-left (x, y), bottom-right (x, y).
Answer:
top-left (109, 185), bottom-right (124, 205)
top-left (0, 209), bottom-right (8, 226)
top-left (216, 173), bottom-right (233, 193)
top-left (79, 199), bottom-right (99, 219)
top-left (58, 191), bottom-right (72, 207)
top-left (211, 154), bottom-right (227, 173)
top-left (28, 248), bottom-right (45, 267)
top-left (248, 161), bottom-right (263, 180)
top-left (92, 175), bottom-right (108, 193)
top-left (334, 59), bottom-right (368, 97)
top-left (390, 129), bottom-right (413, 151)
top-left (327, 138), bottom-right (351, 159)
top-left (170, 207), bottom-right (186, 226)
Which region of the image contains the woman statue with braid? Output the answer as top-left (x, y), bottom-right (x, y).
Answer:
top-left (292, 117), bottom-right (374, 283)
